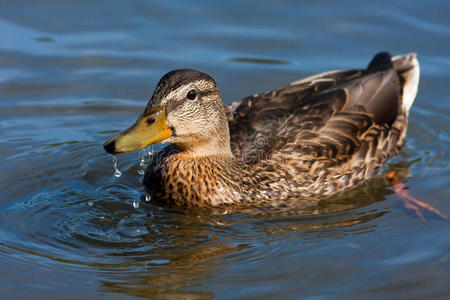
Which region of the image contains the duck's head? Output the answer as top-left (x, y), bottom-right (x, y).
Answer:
top-left (103, 69), bottom-right (232, 157)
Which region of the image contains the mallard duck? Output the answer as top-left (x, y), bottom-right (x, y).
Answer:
top-left (104, 52), bottom-right (419, 208)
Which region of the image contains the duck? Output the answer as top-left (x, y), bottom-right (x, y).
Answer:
top-left (103, 52), bottom-right (420, 208)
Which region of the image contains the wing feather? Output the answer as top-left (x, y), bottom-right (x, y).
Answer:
top-left (227, 54), bottom-right (407, 170)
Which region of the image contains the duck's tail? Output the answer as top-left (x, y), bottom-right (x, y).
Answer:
top-left (392, 53), bottom-right (420, 116)
top-left (388, 53), bottom-right (420, 150)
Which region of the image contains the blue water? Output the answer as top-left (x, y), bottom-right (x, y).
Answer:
top-left (0, 1), bottom-right (449, 299)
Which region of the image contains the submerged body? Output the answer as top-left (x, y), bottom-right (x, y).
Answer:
top-left (104, 52), bottom-right (420, 208)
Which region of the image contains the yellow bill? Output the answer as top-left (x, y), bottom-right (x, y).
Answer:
top-left (103, 105), bottom-right (171, 154)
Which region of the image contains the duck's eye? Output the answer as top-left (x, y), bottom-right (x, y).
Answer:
top-left (186, 89), bottom-right (197, 100)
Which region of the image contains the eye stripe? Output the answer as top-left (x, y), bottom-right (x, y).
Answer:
top-left (148, 75), bottom-right (218, 112)
top-left (199, 90), bottom-right (216, 97)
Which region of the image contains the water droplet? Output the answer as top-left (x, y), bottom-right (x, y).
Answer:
top-left (133, 200), bottom-right (139, 209)
top-left (88, 200), bottom-right (94, 207)
top-left (148, 145), bottom-right (154, 157)
top-left (145, 261), bottom-right (152, 271)
top-left (139, 152), bottom-right (146, 167)
top-left (145, 194), bottom-right (151, 202)
top-left (137, 145), bottom-right (155, 175)
top-left (112, 155), bottom-right (121, 177)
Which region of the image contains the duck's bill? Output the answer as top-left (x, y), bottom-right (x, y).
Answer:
top-left (103, 105), bottom-right (171, 154)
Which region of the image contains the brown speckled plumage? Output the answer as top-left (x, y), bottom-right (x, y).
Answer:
top-left (137, 53), bottom-right (419, 208)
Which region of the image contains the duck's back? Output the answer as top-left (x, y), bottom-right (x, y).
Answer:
top-left (227, 52), bottom-right (419, 193)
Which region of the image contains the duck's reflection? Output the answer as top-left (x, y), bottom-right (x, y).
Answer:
top-left (99, 210), bottom-right (244, 299)
top-left (99, 162), bottom-right (412, 299)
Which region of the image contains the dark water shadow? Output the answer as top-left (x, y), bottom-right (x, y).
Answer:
top-left (228, 57), bottom-right (290, 65)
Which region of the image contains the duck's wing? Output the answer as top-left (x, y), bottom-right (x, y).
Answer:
top-left (227, 52), bottom-right (419, 169)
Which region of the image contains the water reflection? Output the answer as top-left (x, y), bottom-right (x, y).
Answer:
top-left (94, 163), bottom-right (413, 299)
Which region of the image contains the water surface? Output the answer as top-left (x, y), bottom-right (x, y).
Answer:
top-left (0, 1), bottom-right (449, 299)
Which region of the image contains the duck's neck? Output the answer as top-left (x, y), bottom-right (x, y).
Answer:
top-left (175, 142), bottom-right (233, 158)
top-left (174, 131), bottom-right (233, 158)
